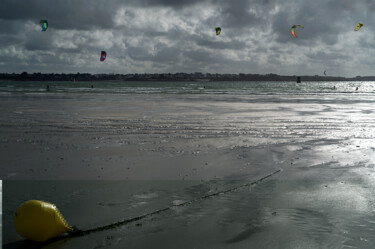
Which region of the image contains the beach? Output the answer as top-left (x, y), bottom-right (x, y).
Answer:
top-left (2, 82), bottom-right (375, 248)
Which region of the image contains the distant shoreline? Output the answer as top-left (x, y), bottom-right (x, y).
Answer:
top-left (1, 72), bottom-right (374, 82)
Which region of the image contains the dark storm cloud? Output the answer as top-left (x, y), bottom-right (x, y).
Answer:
top-left (136, 0), bottom-right (202, 8)
top-left (0, 19), bottom-right (27, 35)
top-left (0, 0), bottom-right (118, 30)
top-left (23, 31), bottom-right (55, 51)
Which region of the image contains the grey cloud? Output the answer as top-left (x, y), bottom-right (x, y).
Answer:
top-left (127, 46), bottom-right (154, 61)
top-left (306, 51), bottom-right (349, 61)
top-left (0, 0), bottom-right (374, 76)
top-left (218, 0), bottom-right (272, 29)
top-left (153, 47), bottom-right (181, 63)
top-left (136, 0), bottom-right (202, 8)
top-left (0, 0), bottom-right (118, 30)
top-left (184, 49), bottom-right (223, 65)
top-left (23, 32), bottom-right (55, 51)
top-left (195, 38), bottom-right (247, 50)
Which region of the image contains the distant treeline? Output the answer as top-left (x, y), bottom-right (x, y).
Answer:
top-left (0, 72), bottom-right (373, 81)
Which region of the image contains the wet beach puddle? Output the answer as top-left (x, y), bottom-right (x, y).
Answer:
top-left (100, 166), bottom-right (374, 249)
top-left (32, 173), bottom-right (374, 249)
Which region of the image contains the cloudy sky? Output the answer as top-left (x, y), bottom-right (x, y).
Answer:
top-left (0, 0), bottom-right (374, 77)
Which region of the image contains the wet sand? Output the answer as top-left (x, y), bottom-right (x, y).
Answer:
top-left (2, 92), bottom-right (375, 248)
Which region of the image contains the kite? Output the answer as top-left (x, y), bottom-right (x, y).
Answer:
top-left (40, 20), bottom-right (48, 31)
top-left (100, 51), bottom-right (106, 61)
top-left (354, 23), bottom-right (363, 31)
top-left (215, 27), bottom-right (221, 36)
top-left (291, 25), bottom-right (303, 37)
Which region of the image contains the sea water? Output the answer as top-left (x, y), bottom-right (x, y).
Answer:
top-left (0, 80), bottom-right (372, 95)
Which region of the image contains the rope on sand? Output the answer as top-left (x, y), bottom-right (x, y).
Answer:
top-left (71, 168), bottom-right (282, 237)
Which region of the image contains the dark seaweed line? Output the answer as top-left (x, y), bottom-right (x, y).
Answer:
top-left (70, 169), bottom-right (282, 237)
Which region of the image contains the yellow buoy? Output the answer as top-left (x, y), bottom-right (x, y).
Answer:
top-left (14, 200), bottom-right (74, 242)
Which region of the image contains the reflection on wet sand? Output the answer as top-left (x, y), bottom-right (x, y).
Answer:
top-left (2, 91), bottom-right (375, 248)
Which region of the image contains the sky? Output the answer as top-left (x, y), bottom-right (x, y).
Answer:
top-left (0, 0), bottom-right (374, 77)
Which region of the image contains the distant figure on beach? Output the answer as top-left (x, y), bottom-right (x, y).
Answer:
top-left (356, 87), bottom-right (358, 91)
top-left (46, 85), bottom-right (50, 92)
top-left (91, 85), bottom-right (94, 88)
top-left (333, 85), bottom-right (336, 90)
top-left (203, 86), bottom-right (206, 89)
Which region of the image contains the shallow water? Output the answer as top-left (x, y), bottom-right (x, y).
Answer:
top-left (0, 80), bottom-right (372, 95)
